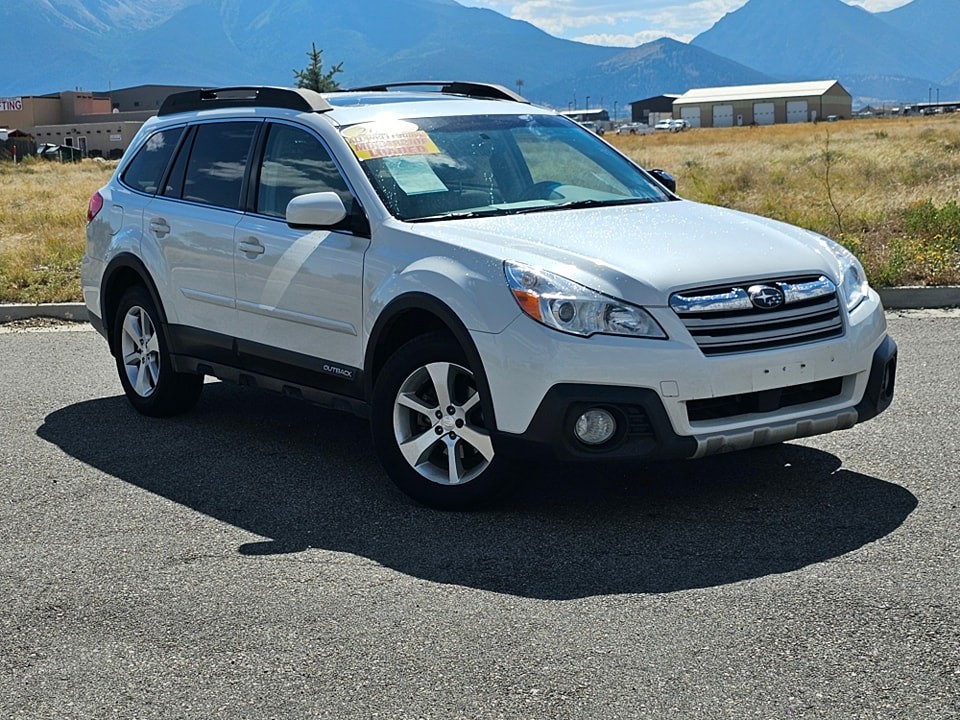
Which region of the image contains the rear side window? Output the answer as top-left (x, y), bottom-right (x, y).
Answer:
top-left (121, 127), bottom-right (183, 194)
top-left (182, 122), bottom-right (258, 210)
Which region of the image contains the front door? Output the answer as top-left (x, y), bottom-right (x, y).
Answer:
top-left (233, 122), bottom-right (369, 380)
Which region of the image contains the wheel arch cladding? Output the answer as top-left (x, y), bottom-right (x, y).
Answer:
top-left (365, 292), bottom-right (500, 433)
top-left (101, 254), bottom-right (168, 354)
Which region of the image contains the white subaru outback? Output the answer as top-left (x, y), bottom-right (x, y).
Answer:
top-left (82, 83), bottom-right (897, 509)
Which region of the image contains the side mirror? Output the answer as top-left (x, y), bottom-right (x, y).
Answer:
top-left (649, 169), bottom-right (677, 194)
top-left (286, 192), bottom-right (348, 228)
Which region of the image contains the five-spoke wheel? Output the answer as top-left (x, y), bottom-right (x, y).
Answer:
top-left (112, 286), bottom-right (203, 417)
top-left (372, 333), bottom-right (507, 509)
top-left (119, 304), bottom-right (161, 398)
top-left (393, 360), bottom-right (495, 486)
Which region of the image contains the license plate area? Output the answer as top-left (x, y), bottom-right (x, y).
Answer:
top-left (752, 360), bottom-right (813, 391)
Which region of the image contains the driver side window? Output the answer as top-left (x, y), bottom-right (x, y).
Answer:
top-left (256, 124), bottom-right (352, 218)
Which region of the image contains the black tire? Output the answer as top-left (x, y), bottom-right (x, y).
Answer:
top-left (371, 333), bottom-right (508, 509)
top-left (112, 285), bottom-right (203, 417)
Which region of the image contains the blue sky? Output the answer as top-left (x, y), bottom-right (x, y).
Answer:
top-left (463, 0), bottom-right (911, 46)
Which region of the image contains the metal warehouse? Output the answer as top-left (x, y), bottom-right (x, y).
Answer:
top-left (672, 80), bottom-right (852, 128)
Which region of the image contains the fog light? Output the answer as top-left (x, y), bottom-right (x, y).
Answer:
top-left (574, 408), bottom-right (617, 446)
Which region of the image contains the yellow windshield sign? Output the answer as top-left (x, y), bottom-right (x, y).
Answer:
top-left (343, 120), bottom-right (440, 161)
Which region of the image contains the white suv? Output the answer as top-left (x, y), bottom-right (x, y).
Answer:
top-left (82, 83), bottom-right (897, 508)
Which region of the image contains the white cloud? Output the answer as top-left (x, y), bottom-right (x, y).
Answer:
top-left (573, 30), bottom-right (693, 46)
top-left (464, 0), bottom-right (912, 46)
top-left (845, 0), bottom-right (911, 10)
top-left (465, 1), bottom-right (747, 43)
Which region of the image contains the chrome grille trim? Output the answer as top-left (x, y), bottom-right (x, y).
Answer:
top-left (671, 276), bottom-right (836, 314)
top-left (781, 276), bottom-right (837, 304)
top-left (670, 287), bottom-right (753, 313)
top-left (670, 275), bottom-right (844, 356)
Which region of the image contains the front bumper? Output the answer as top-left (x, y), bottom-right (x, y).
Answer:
top-left (493, 334), bottom-right (897, 463)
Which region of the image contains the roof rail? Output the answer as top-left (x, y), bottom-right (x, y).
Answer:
top-left (346, 81), bottom-right (528, 104)
top-left (158, 86), bottom-right (333, 116)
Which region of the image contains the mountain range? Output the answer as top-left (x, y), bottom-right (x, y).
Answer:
top-left (1, 0), bottom-right (958, 110)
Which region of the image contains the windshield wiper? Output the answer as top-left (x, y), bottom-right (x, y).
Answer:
top-left (552, 197), bottom-right (659, 211)
top-left (406, 197), bottom-right (659, 223)
top-left (407, 208), bottom-right (510, 223)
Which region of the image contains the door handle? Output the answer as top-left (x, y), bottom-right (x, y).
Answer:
top-left (238, 238), bottom-right (265, 256)
top-left (148, 218), bottom-right (170, 238)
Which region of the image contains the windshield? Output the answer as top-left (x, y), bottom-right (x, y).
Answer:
top-left (340, 114), bottom-right (669, 221)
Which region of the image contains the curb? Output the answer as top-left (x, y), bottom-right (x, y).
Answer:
top-left (1, 303), bottom-right (88, 323)
top-left (876, 286), bottom-right (960, 310)
top-left (1, 289), bottom-right (958, 324)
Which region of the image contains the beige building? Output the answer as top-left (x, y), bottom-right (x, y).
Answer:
top-left (0, 91), bottom-right (110, 129)
top-left (31, 120), bottom-right (149, 158)
top-left (672, 80), bottom-right (853, 129)
top-left (0, 85), bottom-right (200, 158)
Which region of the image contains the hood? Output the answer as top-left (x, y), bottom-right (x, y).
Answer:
top-left (409, 199), bottom-right (838, 306)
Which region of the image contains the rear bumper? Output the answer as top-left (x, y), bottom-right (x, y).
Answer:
top-left (88, 308), bottom-right (107, 341)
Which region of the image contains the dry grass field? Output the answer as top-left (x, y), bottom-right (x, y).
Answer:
top-left (610, 113), bottom-right (960, 287)
top-left (0, 158), bottom-right (114, 303)
top-left (1, 113), bottom-right (958, 304)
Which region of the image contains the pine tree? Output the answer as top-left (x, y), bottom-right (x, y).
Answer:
top-left (293, 43), bottom-right (343, 92)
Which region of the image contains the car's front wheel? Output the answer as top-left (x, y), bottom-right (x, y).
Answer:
top-left (371, 333), bottom-right (508, 509)
top-left (112, 285), bottom-right (203, 417)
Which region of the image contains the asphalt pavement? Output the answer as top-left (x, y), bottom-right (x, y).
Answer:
top-left (0, 312), bottom-right (957, 719)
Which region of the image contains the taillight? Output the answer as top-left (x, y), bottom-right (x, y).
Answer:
top-left (87, 191), bottom-right (104, 223)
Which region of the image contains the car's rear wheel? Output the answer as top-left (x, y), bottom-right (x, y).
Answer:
top-left (112, 285), bottom-right (203, 417)
top-left (371, 333), bottom-right (508, 509)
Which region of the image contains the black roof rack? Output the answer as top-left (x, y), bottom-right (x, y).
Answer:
top-left (345, 81), bottom-right (528, 104)
top-left (158, 86), bottom-right (333, 116)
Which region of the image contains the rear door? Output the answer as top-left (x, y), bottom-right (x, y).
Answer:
top-left (143, 120), bottom-right (259, 341)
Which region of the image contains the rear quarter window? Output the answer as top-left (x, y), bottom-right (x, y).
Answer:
top-left (120, 127), bottom-right (184, 194)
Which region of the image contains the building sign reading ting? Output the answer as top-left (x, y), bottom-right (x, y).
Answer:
top-left (0, 98), bottom-right (24, 112)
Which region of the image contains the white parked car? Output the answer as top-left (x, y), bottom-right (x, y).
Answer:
top-left (655, 118), bottom-right (688, 132)
top-left (616, 122), bottom-right (650, 135)
top-left (82, 82), bottom-right (896, 509)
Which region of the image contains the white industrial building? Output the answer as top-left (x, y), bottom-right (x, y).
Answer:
top-left (672, 80), bottom-right (853, 128)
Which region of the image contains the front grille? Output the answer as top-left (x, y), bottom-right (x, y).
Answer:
top-left (687, 376), bottom-right (844, 422)
top-left (670, 275), bottom-right (844, 355)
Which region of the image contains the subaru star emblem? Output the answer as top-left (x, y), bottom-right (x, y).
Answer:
top-left (748, 284), bottom-right (785, 309)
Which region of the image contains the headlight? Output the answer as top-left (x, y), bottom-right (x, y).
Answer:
top-left (815, 236), bottom-right (870, 312)
top-left (504, 261), bottom-right (666, 338)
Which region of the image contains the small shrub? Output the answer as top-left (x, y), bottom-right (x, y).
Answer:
top-left (903, 200), bottom-right (960, 240)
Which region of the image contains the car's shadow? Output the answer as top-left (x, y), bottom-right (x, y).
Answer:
top-left (38, 384), bottom-right (917, 600)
